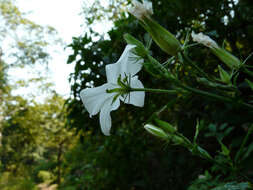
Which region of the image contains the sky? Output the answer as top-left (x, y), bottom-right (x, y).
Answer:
top-left (14, 0), bottom-right (93, 97)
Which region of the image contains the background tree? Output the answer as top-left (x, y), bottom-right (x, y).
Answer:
top-left (0, 1), bottom-right (74, 189)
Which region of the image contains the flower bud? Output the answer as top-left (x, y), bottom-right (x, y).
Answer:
top-left (129, 0), bottom-right (181, 56)
top-left (154, 119), bottom-right (177, 133)
top-left (191, 32), bottom-right (218, 49)
top-left (191, 32), bottom-right (241, 69)
top-left (144, 124), bottom-right (169, 139)
top-left (213, 48), bottom-right (241, 69)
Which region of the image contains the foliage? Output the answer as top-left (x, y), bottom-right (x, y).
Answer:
top-left (0, 172), bottom-right (38, 190)
top-left (0, 93), bottom-right (75, 186)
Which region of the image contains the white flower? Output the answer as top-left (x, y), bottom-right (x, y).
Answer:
top-left (128, 0), bottom-right (153, 20)
top-left (191, 32), bottom-right (218, 49)
top-left (80, 45), bottom-right (145, 136)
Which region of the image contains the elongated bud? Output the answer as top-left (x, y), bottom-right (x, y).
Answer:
top-left (144, 124), bottom-right (169, 139)
top-left (129, 0), bottom-right (181, 56)
top-left (142, 17), bottom-right (182, 56)
top-left (192, 32), bottom-right (241, 69)
top-left (213, 48), bottom-right (241, 69)
top-left (154, 119), bottom-right (177, 133)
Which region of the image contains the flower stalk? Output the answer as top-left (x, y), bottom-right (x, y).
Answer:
top-left (128, 82), bottom-right (253, 110)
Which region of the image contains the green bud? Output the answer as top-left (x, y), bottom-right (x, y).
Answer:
top-left (218, 65), bottom-right (231, 84)
top-left (142, 17), bottom-right (181, 56)
top-left (129, 1), bottom-right (181, 55)
top-left (212, 48), bottom-right (241, 70)
top-left (154, 119), bottom-right (177, 133)
top-left (144, 124), bottom-right (168, 140)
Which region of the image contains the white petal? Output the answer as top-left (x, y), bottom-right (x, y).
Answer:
top-left (128, 0), bottom-right (143, 19)
top-left (117, 44), bottom-right (136, 63)
top-left (191, 32), bottom-right (218, 49)
top-left (111, 97), bottom-right (120, 111)
top-left (106, 62), bottom-right (121, 83)
top-left (99, 97), bottom-right (115, 136)
top-left (106, 45), bottom-right (143, 83)
top-left (143, 0), bottom-right (153, 14)
top-left (120, 51), bottom-right (143, 77)
top-left (119, 45), bottom-right (143, 76)
top-left (80, 83), bottom-right (119, 117)
top-left (128, 0), bottom-right (153, 19)
top-left (123, 76), bottom-right (145, 107)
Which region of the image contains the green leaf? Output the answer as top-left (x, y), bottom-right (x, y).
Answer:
top-left (196, 146), bottom-right (213, 160)
top-left (218, 65), bottom-right (231, 84)
top-left (67, 54), bottom-right (76, 64)
top-left (123, 33), bottom-right (147, 57)
top-left (224, 126), bottom-right (234, 137)
top-left (218, 140), bottom-right (230, 156)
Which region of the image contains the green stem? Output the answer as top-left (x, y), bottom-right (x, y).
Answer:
top-left (131, 84), bottom-right (253, 110)
top-left (183, 43), bottom-right (199, 49)
top-left (130, 87), bottom-right (178, 94)
top-left (180, 84), bottom-right (232, 102)
top-left (174, 80), bottom-right (253, 110)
